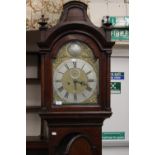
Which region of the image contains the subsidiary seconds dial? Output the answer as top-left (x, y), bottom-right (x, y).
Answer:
top-left (53, 59), bottom-right (97, 103)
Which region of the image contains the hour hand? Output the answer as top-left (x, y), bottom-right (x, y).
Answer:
top-left (76, 80), bottom-right (87, 87)
top-left (73, 80), bottom-right (77, 90)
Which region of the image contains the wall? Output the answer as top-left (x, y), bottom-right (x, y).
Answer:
top-left (90, 3), bottom-right (129, 155)
top-left (102, 45), bottom-right (129, 155)
top-left (89, 0), bottom-right (129, 27)
top-left (103, 146), bottom-right (129, 155)
top-left (26, 0), bottom-right (90, 30)
top-left (26, 0), bottom-right (129, 29)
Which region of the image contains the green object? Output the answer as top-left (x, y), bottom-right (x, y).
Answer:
top-left (110, 16), bottom-right (129, 41)
top-left (111, 82), bottom-right (121, 94)
top-left (111, 29), bottom-right (129, 41)
top-left (102, 16), bottom-right (129, 41)
top-left (109, 16), bottom-right (129, 27)
top-left (102, 132), bottom-right (125, 140)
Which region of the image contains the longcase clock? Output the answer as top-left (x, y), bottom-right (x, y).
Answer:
top-left (35, 1), bottom-right (114, 155)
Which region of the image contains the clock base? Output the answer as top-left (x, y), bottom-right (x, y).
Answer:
top-left (36, 111), bottom-right (111, 155)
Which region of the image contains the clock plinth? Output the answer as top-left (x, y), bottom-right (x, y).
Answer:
top-left (27, 1), bottom-right (115, 155)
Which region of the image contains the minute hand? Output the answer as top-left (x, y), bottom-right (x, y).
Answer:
top-left (73, 80), bottom-right (77, 90)
top-left (76, 80), bottom-right (88, 86)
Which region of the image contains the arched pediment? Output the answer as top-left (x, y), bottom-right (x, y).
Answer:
top-left (38, 1), bottom-right (114, 53)
top-left (43, 22), bottom-right (107, 51)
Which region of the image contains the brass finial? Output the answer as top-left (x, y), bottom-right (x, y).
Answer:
top-left (38, 15), bottom-right (48, 30)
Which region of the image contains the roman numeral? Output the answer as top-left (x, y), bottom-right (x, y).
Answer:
top-left (58, 86), bottom-right (64, 92)
top-left (86, 70), bottom-right (91, 75)
top-left (65, 64), bottom-right (70, 70)
top-left (55, 80), bottom-right (61, 83)
top-left (86, 86), bottom-right (92, 92)
top-left (73, 61), bottom-right (77, 68)
top-left (64, 91), bottom-right (69, 98)
top-left (88, 79), bottom-right (95, 82)
top-left (74, 93), bottom-right (77, 101)
top-left (81, 64), bottom-right (85, 70)
top-left (58, 71), bottom-right (64, 74)
top-left (82, 93), bottom-right (86, 97)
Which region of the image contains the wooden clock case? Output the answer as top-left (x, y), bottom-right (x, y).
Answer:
top-left (26, 1), bottom-right (115, 155)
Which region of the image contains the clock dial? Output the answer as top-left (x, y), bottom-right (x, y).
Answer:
top-left (53, 41), bottom-right (99, 105)
top-left (53, 59), bottom-right (97, 103)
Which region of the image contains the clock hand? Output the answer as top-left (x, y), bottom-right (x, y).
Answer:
top-left (75, 80), bottom-right (88, 87)
top-left (73, 79), bottom-right (77, 90)
top-left (73, 80), bottom-right (81, 85)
